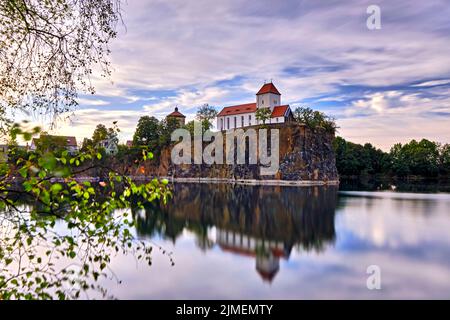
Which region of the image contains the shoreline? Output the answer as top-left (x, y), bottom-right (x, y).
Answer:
top-left (9, 175), bottom-right (339, 187)
top-left (163, 177), bottom-right (340, 186)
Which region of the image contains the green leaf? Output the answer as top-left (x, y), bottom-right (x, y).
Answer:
top-left (18, 167), bottom-right (28, 178)
top-left (38, 170), bottom-right (46, 179)
top-left (50, 183), bottom-right (63, 194)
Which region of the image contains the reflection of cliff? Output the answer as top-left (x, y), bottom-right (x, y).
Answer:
top-left (133, 183), bottom-right (338, 282)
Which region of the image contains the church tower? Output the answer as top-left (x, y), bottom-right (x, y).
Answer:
top-left (256, 82), bottom-right (281, 111)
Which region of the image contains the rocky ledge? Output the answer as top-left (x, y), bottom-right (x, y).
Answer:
top-left (163, 123), bottom-right (339, 184)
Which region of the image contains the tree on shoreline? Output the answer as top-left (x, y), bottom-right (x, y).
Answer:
top-left (333, 136), bottom-right (450, 178)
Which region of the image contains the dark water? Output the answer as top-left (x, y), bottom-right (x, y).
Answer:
top-left (101, 183), bottom-right (450, 299)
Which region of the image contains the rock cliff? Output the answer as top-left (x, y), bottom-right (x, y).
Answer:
top-left (157, 123), bottom-right (338, 183)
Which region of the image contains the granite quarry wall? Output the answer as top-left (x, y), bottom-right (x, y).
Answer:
top-left (144, 123), bottom-right (339, 185)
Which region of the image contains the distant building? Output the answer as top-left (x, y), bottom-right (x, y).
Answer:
top-left (166, 107), bottom-right (186, 126)
top-left (216, 82), bottom-right (294, 130)
top-left (97, 137), bottom-right (118, 155)
top-left (126, 140), bottom-right (133, 148)
top-left (30, 135), bottom-right (78, 155)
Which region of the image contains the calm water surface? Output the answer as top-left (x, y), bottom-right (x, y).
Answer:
top-left (100, 183), bottom-right (450, 299)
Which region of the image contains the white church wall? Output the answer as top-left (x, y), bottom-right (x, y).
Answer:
top-left (257, 92), bottom-right (281, 110)
top-left (218, 112), bottom-right (256, 130)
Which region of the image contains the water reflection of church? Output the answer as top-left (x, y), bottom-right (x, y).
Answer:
top-left (134, 183), bottom-right (338, 283)
top-left (216, 229), bottom-right (290, 282)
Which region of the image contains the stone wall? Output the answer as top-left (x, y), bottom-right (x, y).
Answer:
top-left (163, 123), bottom-right (338, 183)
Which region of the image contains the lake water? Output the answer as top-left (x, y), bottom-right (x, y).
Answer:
top-left (99, 183), bottom-right (450, 299)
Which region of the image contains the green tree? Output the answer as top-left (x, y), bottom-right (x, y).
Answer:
top-left (255, 108), bottom-right (272, 125)
top-left (390, 139), bottom-right (440, 177)
top-left (390, 143), bottom-right (410, 176)
top-left (133, 116), bottom-right (160, 150)
top-left (92, 123), bottom-right (118, 145)
top-left (0, 0), bottom-right (122, 129)
top-left (293, 107), bottom-right (337, 134)
top-left (196, 104), bottom-right (218, 130)
top-left (92, 124), bottom-right (108, 144)
top-left (159, 117), bottom-right (181, 147)
top-left (439, 144), bottom-right (450, 175)
top-left (333, 136), bottom-right (391, 176)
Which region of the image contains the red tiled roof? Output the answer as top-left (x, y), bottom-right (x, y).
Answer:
top-left (167, 107), bottom-right (185, 118)
top-left (257, 268), bottom-right (279, 283)
top-left (217, 102), bottom-right (256, 117)
top-left (271, 105), bottom-right (290, 118)
top-left (220, 245), bottom-right (256, 257)
top-left (217, 104), bottom-right (291, 118)
top-left (256, 83), bottom-right (281, 95)
top-left (219, 244), bottom-right (288, 259)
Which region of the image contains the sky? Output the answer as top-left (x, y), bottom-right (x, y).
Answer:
top-left (28, 0), bottom-right (450, 151)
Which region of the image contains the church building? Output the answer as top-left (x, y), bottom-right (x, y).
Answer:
top-left (216, 82), bottom-right (293, 131)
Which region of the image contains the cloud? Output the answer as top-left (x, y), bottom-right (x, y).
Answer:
top-left (143, 86), bottom-right (230, 120)
top-left (15, 0), bottom-right (450, 149)
top-left (412, 79), bottom-right (450, 87)
top-left (51, 109), bottom-right (143, 144)
top-left (77, 98), bottom-right (110, 106)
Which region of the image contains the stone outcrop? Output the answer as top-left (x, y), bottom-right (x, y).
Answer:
top-left (161, 123), bottom-right (338, 183)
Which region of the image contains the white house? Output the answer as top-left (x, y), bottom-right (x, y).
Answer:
top-left (97, 137), bottom-right (118, 155)
top-left (216, 82), bottom-right (294, 131)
